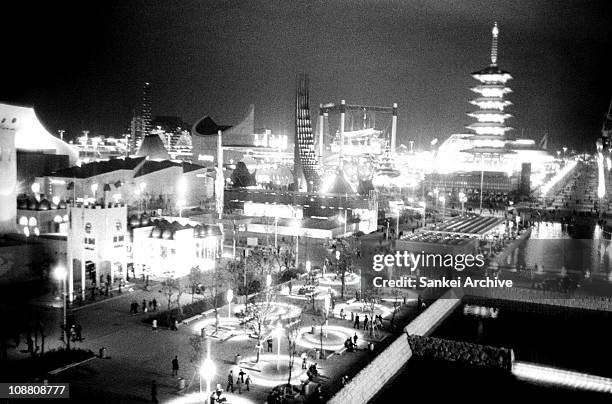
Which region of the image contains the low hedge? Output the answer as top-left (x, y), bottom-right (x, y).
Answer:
top-left (407, 335), bottom-right (513, 370)
top-left (142, 292), bottom-right (228, 327)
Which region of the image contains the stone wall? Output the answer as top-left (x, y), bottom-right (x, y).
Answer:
top-left (463, 287), bottom-right (612, 312)
top-left (327, 290), bottom-right (460, 404)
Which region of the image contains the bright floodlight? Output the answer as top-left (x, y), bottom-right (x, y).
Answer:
top-left (226, 288), bottom-right (233, 303)
top-left (90, 183), bottom-right (98, 194)
top-left (418, 201), bottom-right (426, 208)
top-left (266, 274), bottom-right (272, 288)
top-left (200, 357), bottom-right (215, 379)
top-left (306, 261), bottom-right (311, 272)
top-left (335, 250), bottom-right (340, 260)
top-left (177, 177), bottom-right (187, 194)
top-left (52, 196), bottom-right (60, 206)
top-left (458, 192), bottom-right (465, 199)
top-left (31, 183), bottom-right (40, 194)
top-left (439, 196), bottom-right (446, 203)
top-left (54, 266), bottom-right (67, 281)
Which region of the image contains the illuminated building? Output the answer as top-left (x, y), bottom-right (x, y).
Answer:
top-left (65, 203), bottom-right (127, 301)
top-left (135, 134), bottom-right (171, 160)
top-left (1, 103), bottom-right (77, 234)
top-left (130, 217), bottom-right (222, 278)
top-left (316, 101), bottom-right (398, 192)
top-left (73, 135), bottom-right (128, 162)
top-left (37, 157), bottom-right (213, 213)
top-left (432, 23), bottom-right (554, 193)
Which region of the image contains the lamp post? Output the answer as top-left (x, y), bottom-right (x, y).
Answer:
top-left (200, 356), bottom-right (215, 397)
top-left (177, 177), bottom-right (187, 217)
top-left (54, 266), bottom-right (67, 348)
top-left (433, 188), bottom-right (439, 211)
top-left (276, 321), bottom-right (283, 369)
top-left (139, 182), bottom-right (146, 212)
top-left (226, 288), bottom-right (233, 319)
top-left (90, 183), bottom-right (98, 204)
top-left (439, 196), bottom-right (446, 221)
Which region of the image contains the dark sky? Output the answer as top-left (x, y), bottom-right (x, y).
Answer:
top-left (2, 0), bottom-right (611, 151)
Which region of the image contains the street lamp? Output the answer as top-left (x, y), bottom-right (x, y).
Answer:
top-left (439, 196), bottom-right (446, 221)
top-left (275, 321), bottom-right (283, 369)
top-left (200, 356), bottom-right (216, 397)
top-left (53, 266), bottom-right (67, 346)
top-left (293, 219), bottom-right (301, 268)
top-left (226, 288), bottom-right (233, 319)
top-left (458, 192), bottom-right (466, 215)
top-left (433, 188), bottom-right (439, 218)
top-left (90, 183), bottom-right (98, 204)
top-left (177, 177), bottom-right (187, 217)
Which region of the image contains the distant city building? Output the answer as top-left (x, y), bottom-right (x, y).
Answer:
top-left (36, 157), bottom-right (213, 212)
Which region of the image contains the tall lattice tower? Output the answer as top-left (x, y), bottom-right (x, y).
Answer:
top-left (140, 81), bottom-right (152, 139)
top-left (294, 73), bottom-right (320, 192)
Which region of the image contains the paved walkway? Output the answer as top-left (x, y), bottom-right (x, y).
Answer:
top-left (7, 276), bottom-right (416, 404)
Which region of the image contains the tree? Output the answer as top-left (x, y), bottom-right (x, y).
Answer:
top-left (248, 285), bottom-right (278, 363)
top-left (188, 266), bottom-right (205, 304)
top-left (333, 237), bottom-right (358, 299)
top-left (286, 316), bottom-right (302, 389)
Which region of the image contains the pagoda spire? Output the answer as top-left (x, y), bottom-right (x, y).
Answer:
top-left (490, 22), bottom-right (499, 66)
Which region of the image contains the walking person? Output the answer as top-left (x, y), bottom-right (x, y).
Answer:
top-left (75, 323), bottom-right (83, 342)
top-left (353, 333), bottom-right (358, 346)
top-left (267, 336), bottom-right (273, 352)
top-left (301, 352), bottom-right (307, 369)
top-left (151, 380), bottom-right (158, 404)
top-left (239, 368), bottom-right (246, 383)
top-left (142, 299), bottom-right (147, 313)
top-left (152, 298), bottom-right (158, 311)
top-left (245, 374), bottom-right (251, 391)
top-left (226, 370), bottom-right (234, 393)
top-left (363, 315), bottom-right (369, 330)
top-left (353, 314), bottom-right (360, 329)
top-left (172, 356), bottom-right (179, 376)
top-left (236, 375), bottom-right (242, 394)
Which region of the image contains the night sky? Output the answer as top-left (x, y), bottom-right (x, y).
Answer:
top-left (2, 0), bottom-right (611, 151)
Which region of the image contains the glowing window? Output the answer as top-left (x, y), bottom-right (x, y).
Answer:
top-left (28, 217), bottom-right (37, 226)
top-left (19, 216), bottom-right (28, 226)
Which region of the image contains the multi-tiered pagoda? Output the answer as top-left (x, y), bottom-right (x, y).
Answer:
top-left (463, 22), bottom-right (515, 168)
top-left (467, 23), bottom-right (513, 139)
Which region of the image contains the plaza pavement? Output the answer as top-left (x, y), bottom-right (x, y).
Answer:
top-left (18, 277), bottom-right (417, 403)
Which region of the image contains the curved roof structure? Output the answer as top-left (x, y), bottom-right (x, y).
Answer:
top-left (0, 102), bottom-right (79, 165)
top-left (135, 134), bottom-right (171, 160)
top-left (192, 104), bottom-right (254, 138)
